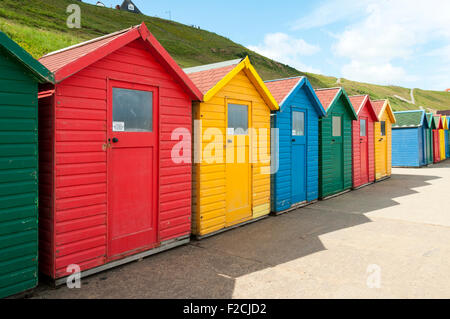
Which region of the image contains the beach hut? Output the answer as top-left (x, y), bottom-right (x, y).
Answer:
top-left (314, 88), bottom-right (358, 199)
top-left (391, 110), bottom-right (428, 167)
top-left (371, 99), bottom-right (396, 181)
top-left (433, 116), bottom-right (442, 163)
top-left (443, 116), bottom-right (450, 158)
top-left (439, 115), bottom-right (447, 161)
top-left (425, 113), bottom-right (435, 165)
top-left (349, 95), bottom-right (378, 189)
top-left (185, 58), bottom-right (279, 238)
top-left (0, 32), bottom-right (53, 298)
top-left (36, 23), bottom-right (203, 284)
top-left (264, 77), bottom-right (326, 214)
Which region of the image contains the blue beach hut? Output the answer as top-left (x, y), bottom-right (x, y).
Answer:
top-left (392, 110), bottom-right (429, 167)
top-left (265, 77), bottom-right (326, 214)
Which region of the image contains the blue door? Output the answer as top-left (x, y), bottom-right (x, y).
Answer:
top-left (419, 127), bottom-right (426, 166)
top-left (291, 108), bottom-right (307, 205)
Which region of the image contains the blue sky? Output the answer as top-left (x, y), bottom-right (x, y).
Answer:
top-left (84, 0), bottom-right (450, 91)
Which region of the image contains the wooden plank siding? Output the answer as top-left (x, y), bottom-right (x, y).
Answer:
top-left (271, 84), bottom-right (321, 212)
top-left (39, 39), bottom-right (193, 279)
top-left (319, 95), bottom-right (353, 198)
top-left (0, 50), bottom-right (39, 298)
top-left (374, 111), bottom-right (393, 180)
top-left (192, 70), bottom-right (272, 236)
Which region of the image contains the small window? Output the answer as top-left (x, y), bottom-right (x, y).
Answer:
top-left (292, 111), bottom-right (305, 136)
top-left (113, 88), bottom-right (153, 132)
top-left (332, 116), bottom-right (342, 137)
top-left (228, 104), bottom-right (248, 135)
top-left (360, 119), bottom-right (367, 137)
top-left (380, 121), bottom-right (386, 136)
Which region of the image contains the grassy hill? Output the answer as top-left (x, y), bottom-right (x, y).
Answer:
top-left (1, 0), bottom-right (449, 111)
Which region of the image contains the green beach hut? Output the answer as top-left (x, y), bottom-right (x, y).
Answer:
top-left (0, 32), bottom-right (53, 298)
top-left (314, 88), bottom-right (358, 199)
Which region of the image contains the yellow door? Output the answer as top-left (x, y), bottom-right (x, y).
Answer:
top-left (226, 102), bottom-right (252, 226)
top-left (375, 120), bottom-right (388, 179)
top-left (440, 130), bottom-right (446, 160)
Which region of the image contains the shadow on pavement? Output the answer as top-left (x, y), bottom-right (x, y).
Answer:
top-left (32, 171), bottom-right (442, 299)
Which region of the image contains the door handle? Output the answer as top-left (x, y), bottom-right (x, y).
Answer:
top-left (112, 137), bottom-right (119, 143)
top-left (379, 138), bottom-right (383, 142)
top-left (292, 139), bottom-right (296, 142)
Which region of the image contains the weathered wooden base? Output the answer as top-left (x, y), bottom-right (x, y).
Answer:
top-left (194, 215), bottom-right (269, 240)
top-left (320, 189), bottom-right (351, 201)
top-left (375, 175), bottom-right (391, 183)
top-left (352, 182), bottom-right (375, 190)
top-left (49, 236), bottom-right (190, 287)
top-left (271, 200), bottom-right (318, 216)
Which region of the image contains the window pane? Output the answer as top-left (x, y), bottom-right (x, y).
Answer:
top-left (360, 119), bottom-right (367, 137)
top-left (332, 116), bottom-right (342, 137)
top-left (113, 88), bottom-right (153, 132)
top-left (292, 111), bottom-right (305, 136)
top-left (228, 104), bottom-right (248, 135)
top-left (381, 121), bottom-right (386, 136)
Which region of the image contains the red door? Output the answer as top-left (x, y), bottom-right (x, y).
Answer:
top-left (433, 130), bottom-right (440, 163)
top-left (359, 118), bottom-right (369, 185)
top-left (107, 80), bottom-right (159, 259)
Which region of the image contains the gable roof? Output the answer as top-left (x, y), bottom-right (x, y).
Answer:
top-left (264, 76), bottom-right (326, 117)
top-left (348, 95), bottom-right (378, 121)
top-left (426, 113), bottom-right (436, 129)
top-left (120, 0), bottom-right (141, 13)
top-left (392, 110), bottom-right (426, 128)
top-left (185, 57), bottom-right (279, 110)
top-left (0, 31), bottom-right (54, 83)
top-left (184, 59), bottom-right (240, 94)
top-left (314, 87), bottom-right (358, 120)
top-left (442, 115), bottom-right (449, 130)
top-left (39, 23), bottom-right (202, 100)
top-left (371, 99), bottom-right (397, 123)
top-left (433, 115), bottom-right (443, 129)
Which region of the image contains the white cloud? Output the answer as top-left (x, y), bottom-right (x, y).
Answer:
top-left (341, 61), bottom-right (417, 85)
top-left (333, 0), bottom-right (450, 86)
top-left (248, 33), bottom-right (321, 73)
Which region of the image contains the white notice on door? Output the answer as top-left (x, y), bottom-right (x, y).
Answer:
top-left (113, 121), bottom-right (125, 132)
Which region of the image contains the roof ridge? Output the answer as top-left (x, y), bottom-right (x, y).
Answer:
top-left (393, 110), bottom-right (424, 113)
top-left (264, 76), bottom-right (304, 83)
top-left (314, 87), bottom-right (342, 91)
top-left (42, 26), bottom-right (137, 58)
top-left (183, 59), bottom-right (242, 74)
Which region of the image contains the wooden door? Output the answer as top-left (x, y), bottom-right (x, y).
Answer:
top-left (225, 102), bottom-right (251, 226)
top-left (107, 80), bottom-right (158, 259)
top-left (378, 121), bottom-right (388, 177)
top-left (291, 109), bottom-right (307, 205)
top-left (330, 114), bottom-right (344, 194)
top-left (359, 117), bottom-right (369, 185)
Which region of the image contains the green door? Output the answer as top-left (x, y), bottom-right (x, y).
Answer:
top-left (329, 114), bottom-right (344, 194)
top-left (426, 129), bottom-right (433, 164)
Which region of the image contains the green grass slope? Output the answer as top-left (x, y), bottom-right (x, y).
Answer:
top-left (1, 0), bottom-right (449, 111)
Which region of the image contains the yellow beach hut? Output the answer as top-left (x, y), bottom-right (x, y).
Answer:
top-left (439, 115), bottom-right (447, 161)
top-left (371, 99), bottom-right (397, 181)
top-left (185, 57), bottom-right (279, 238)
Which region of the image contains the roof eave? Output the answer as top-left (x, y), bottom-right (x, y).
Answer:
top-left (0, 32), bottom-right (54, 84)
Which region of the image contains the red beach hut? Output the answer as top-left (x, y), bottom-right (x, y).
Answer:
top-left (37, 23), bottom-right (202, 283)
top-left (349, 95), bottom-right (378, 189)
